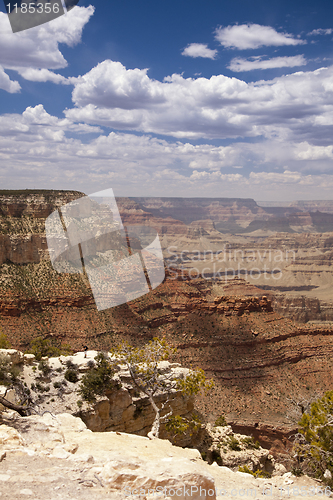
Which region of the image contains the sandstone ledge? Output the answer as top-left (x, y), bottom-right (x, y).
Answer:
top-left (0, 413), bottom-right (327, 499)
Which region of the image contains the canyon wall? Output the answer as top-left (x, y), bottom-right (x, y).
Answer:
top-left (1, 191), bottom-right (333, 432)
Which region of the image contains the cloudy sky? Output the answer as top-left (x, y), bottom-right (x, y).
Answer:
top-left (0, 0), bottom-right (333, 200)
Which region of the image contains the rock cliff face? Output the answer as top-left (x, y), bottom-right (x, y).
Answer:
top-left (272, 294), bottom-right (333, 323)
top-left (0, 411), bottom-right (323, 500)
top-left (0, 348), bottom-right (200, 446)
top-left (128, 197), bottom-right (268, 225)
top-left (116, 197), bottom-right (188, 235)
top-left (0, 190), bottom-right (83, 266)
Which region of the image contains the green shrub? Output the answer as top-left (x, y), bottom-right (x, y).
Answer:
top-left (211, 449), bottom-right (222, 465)
top-left (0, 354), bottom-right (11, 385)
top-left (293, 389), bottom-right (333, 482)
top-left (9, 364), bottom-right (20, 382)
top-left (35, 382), bottom-right (48, 392)
top-left (165, 413), bottom-right (202, 437)
top-left (0, 354), bottom-right (20, 385)
top-left (291, 466), bottom-right (303, 477)
top-left (238, 465), bottom-right (271, 478)
top-left (214, 415), bottom-right (228, 427)
top-left (0, 332), bottom-right (11, 349)
top-left (176, 368), bottom-right (214, 396)
top-left (53, 381), bottom-right (61, 389)
top-left (38, 360), bottom-right (52, 376)
top-left (241, 436), bottom-right (260, 449)
top-left (26, 337), bottom-right (73, 361)
top-left (228, 435), bottom-right (241, 451)
top-left (79, 353), bottom-right (116, 403)
top-left (65, 360), bottom-right (77, 370)
top-left (64, 369), bottom-right (79, 383)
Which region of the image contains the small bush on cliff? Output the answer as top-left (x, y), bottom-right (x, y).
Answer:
top-left (241, 436), bottom-right (260, 449)
top-left (292, 390), bottom-right (333, 483)
top-left (227, 435), bottom-right (241, 451)
top-left (0, 353), bottom-right (20, 385)
top-left (110, 338), bottom-right (214, 440)
top-left (0, 354), bottom-right (12, 385)
top-left (64, 360), bottom-right (79, 383)
top-left (0, 331), bottom-right (11, 349)
top-left (165, 413), bottom-right (202, 442)
top-left (238, 465), bottom-right (271, 478)
top-left (38, 360), bottom-right (52, 376)
top-left (64, 369), bottom-right (79, 383)
top-left (79, 353), bottom-right (116, 403)
top-left (214, 415), bottom-right (228, 427)
top-left (26, 337), bottom-right (73, 361)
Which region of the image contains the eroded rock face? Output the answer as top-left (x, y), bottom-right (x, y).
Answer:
top-left (0, 349), bottom-right (199, 446)
top-left (0, 412), bottom-right (325, 500)
top-left (0, 191), bottom-right (83, 265)
top-left (203, 424), bottom-right (287, 475)
top-left (272, 294), bottom-right (333, 323)
top-left (0, 412), bottom-right (217, 499)
top-left (71, 358), bottom-right (197, 446)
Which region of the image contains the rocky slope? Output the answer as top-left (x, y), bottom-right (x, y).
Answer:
top-left (0, 349), bottom-right (200, 447)
top-left (1, 272), bottom-right (332, 445)
top-left (0, 410), bottom-right (326, 500)
top-left (0, 348), bottom-right (294, 468)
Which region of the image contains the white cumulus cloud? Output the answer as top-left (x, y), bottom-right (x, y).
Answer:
top-left (2, 106), bottom-right (333, 199)
top-left (0, 5), bottom-right (94, 89)
top-left (0, 64), bottom-right (20, 93)
top-left (181, 43), bottom-right (217, 59)
top-left (228, 55), bottom-right (307, 72)
top-left (16, 68), bottom-right (70, 84)
top-left (66, 60), bottom-right (333, 145)
top-left (308, 28), bottom-right (333, 36)
top-left (215, 23), bottom-right (305, 50)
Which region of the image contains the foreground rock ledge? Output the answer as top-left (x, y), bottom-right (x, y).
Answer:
top-left (0, 413), bottom-right (327, 500)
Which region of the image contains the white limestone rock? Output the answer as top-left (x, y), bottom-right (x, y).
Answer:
top-left (0, 424), bottom-right (25, 448)
top-left (99, 456), bottom-right (216, 499)
top-left (0, 349), bottom-right (23, 365)
top-left (23, 353), bottom-right (35, 365)
top-left (0, 386), bottom-right (18, 411)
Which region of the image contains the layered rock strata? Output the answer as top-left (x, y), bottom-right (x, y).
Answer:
top-left (1, 191), bottom-right (333, 437)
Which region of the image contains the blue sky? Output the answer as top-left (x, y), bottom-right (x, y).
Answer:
top-left (0, 0), bottom-right (333, 200)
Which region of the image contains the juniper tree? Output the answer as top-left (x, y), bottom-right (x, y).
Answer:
top-left (292, 390), bottom-right (333, 482)
top-left (110, 338), bottom-right (214, 439)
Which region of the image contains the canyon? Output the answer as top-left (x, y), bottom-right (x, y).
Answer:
top-left (0, 190), bottom-right (333, 443)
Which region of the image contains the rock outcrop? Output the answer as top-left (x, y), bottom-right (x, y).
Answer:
top-left (0, 412), bottom-right (326, 499)
top-left (272, 294), bottom-right (333, 323)
top-left (0, 349), bottom-right (200, 447)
